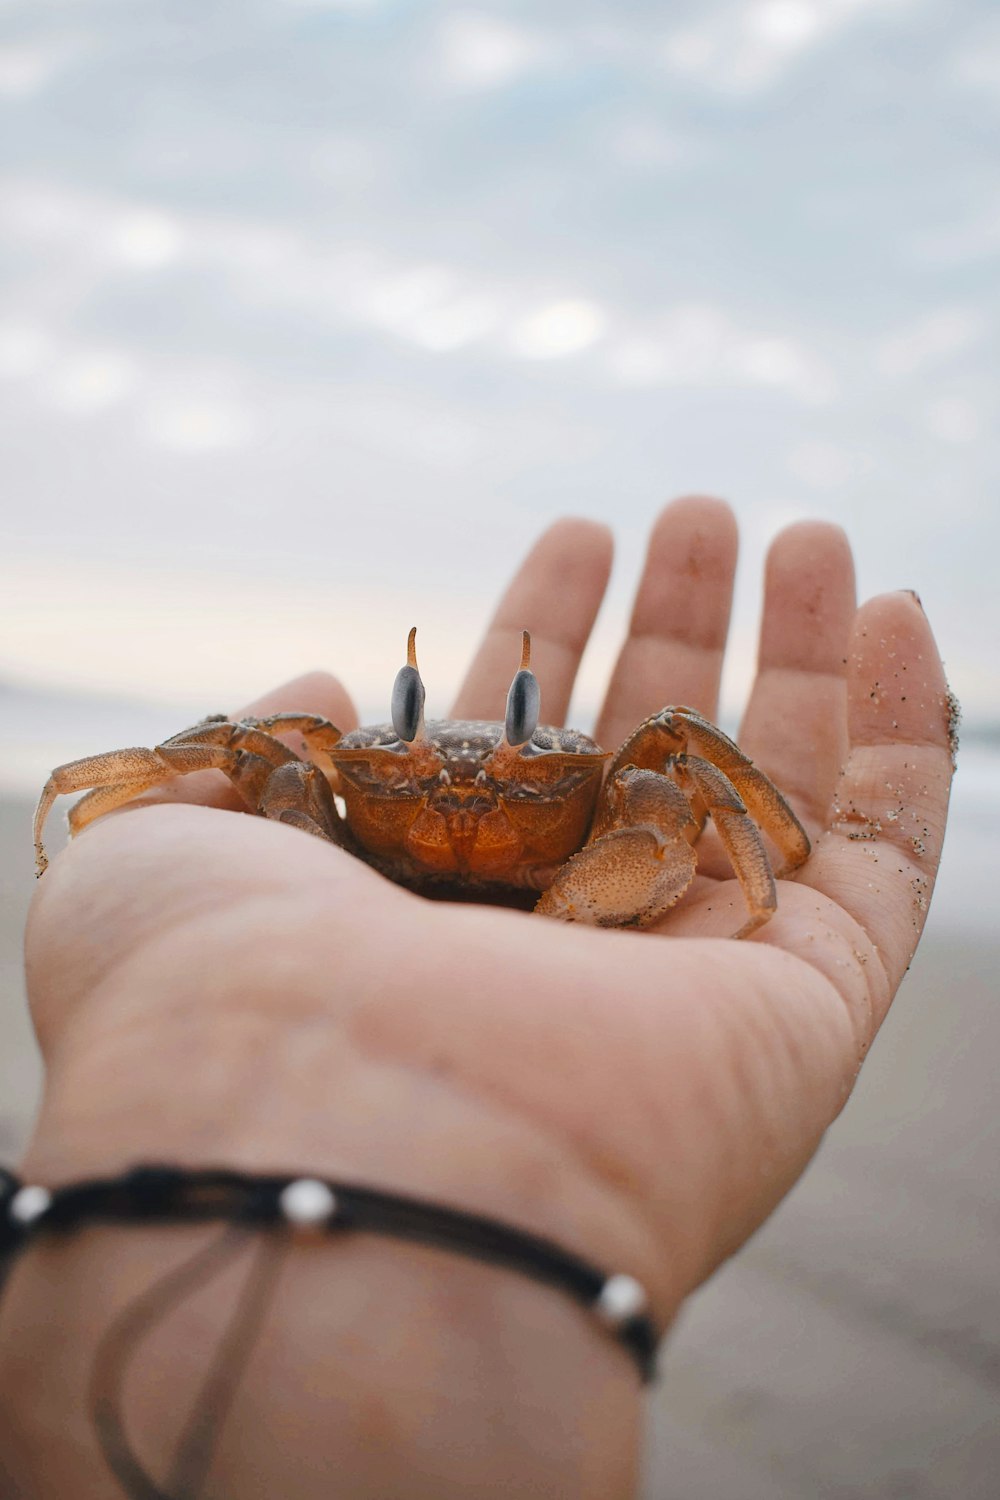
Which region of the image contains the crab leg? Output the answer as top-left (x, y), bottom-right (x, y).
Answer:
top-left (672, 755), bottom-right (776, 938)
top-left (241, 713), bottom-right (343, 759)
top-left (535, 767), bottom-right (699, 928)
top-left (610, 707), bottom-right (810, 875)
top-left (33, 717), bottom-right (344, 875)
top-left (182, 714), bottom-right (345, 831)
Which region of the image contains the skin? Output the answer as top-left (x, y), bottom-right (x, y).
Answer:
top-left (0, 498), bottom-right (954, 1499)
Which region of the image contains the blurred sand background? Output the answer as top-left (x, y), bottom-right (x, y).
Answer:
top-left (2, 736), bottom-right (998, 1499)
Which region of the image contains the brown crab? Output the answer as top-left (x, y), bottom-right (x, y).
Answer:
top-left (33, 630), bottom-right (810, 934)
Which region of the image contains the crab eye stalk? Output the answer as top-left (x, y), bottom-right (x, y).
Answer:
top-left (391, 626), bottom-right (426, 743)
top-left (504, 630), bottom-right (540, 747)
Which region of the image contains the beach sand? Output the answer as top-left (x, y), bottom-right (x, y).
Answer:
top-left (1, 791), bottom-right (997, 1499)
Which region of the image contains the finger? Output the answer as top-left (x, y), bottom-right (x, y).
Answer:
top-left (794, 591), bottom-right (955, 1019)
top-left (451, 518), bottom-right (613, 724)
top-left (595, 496), bottom-right (738, 751)
top-left (738, 521), bottom-right (856, 834)
top-left (128, 671), bottom-right (358, 815)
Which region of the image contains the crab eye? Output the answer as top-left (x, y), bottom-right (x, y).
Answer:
top-left (504, 630), bottom-right (540, 747)
top-left (391, 626), bottom-right (425, 743)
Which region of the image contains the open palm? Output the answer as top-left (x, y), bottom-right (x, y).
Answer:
top-left (24, 497), bottom-right (954, 1342)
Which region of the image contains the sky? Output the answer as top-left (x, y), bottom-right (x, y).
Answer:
top-left (1, 0), bottom-right (997, 730)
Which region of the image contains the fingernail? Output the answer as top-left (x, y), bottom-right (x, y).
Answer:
top-left (903, 589), bottom-right (924, 612)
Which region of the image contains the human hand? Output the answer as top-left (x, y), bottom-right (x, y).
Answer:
top-left (11, 497), bottom-right (954, 1496)
top-left (23, 494), bottom-right (954, 1313)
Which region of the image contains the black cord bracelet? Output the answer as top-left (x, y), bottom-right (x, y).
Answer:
top-left (0, 1163), bottom-right (659, 1382)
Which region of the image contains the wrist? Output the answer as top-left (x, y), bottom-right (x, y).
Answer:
top-left (21, 923), bottom-right (680, 1330)
top-left (9, 978), bottom-right (648, 1497)
top-left (1, 1211), bottom-right (642, 1500)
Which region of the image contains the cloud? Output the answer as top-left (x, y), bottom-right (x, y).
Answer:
top-left (950, 22), bottom-right (1000, 94)
top-left (281, 0), bottom-right (382, 8)
top-left (0, 39), bottom-right (78, 98)
top-left (363, 265), bottom-right (502, 352)
top-left (437, 11), bottom-right (548, 91)
top-left (606, 304), bottom-right (837, 404)
top-left (786, 439), bottom-right (855, 489)
top-left (924, 396), bottom-right (981, 446)
top-left (1, 179), bottom-right (186, 276)
top-left (875, 307), bottom-right (984, 378)
top-left (0, 317), bottom-right (142, 415)
top-left (46, 349), bottom-right (138, 414)
top-left (141, 396), bottom-right (252, 452)
top-left (661, 0), bottom-right (908, 96)
top-left (606, 119), bottom-right (693, 172)
top-left (509, 300), bottom-right (607, 359)
top-left (106, 209), bottom-right (185, 270)
top-left (0, 322), bottom-right (51, 379)
top-left (0, 46), bottom-right (58, 98)
top-left (0, 307), bottom-right (254, 450)
top-left (908, 203), bottom-right (1000, 269)
top-left (0, 176), bottom-right (837, 401)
